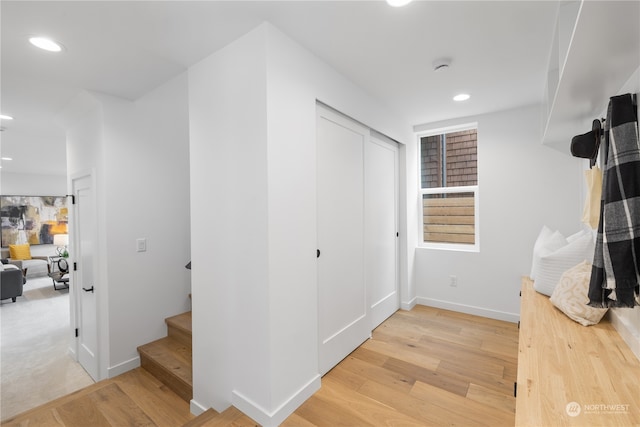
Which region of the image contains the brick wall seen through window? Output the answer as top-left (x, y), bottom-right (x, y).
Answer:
top-left (420, 128), bottom-right (478, 246)
top-left (420, 129), bottom-right (477, 189)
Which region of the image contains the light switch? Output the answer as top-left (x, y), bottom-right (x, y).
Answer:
top-left (136, 238), bottom-right (147, 252)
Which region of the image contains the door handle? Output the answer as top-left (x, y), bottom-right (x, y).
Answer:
top-left (83, 286), bottom-right (94, 293)
top-left (317, 249), bottom-right (321, 258)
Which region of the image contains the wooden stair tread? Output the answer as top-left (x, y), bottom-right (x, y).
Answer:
top-left (183, 407), bottom-right (258, 427)
top-left (166, 311), bottom-right (192, 335)
top-left (166, 311), bottom-right (192, 347)
top-left (138, 336), bottom-right (192, 403)
top-left (138, 336), bottom-right (192, 383)
top-left (137, 311), bottom-right (193, 403)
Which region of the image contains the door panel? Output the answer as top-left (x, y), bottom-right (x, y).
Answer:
top-left (366, 136), bottom-right (399, 329)
top-left (73, 174), bottom-right (99, 381)
top-left (317, 106), bottom-right (369, 375)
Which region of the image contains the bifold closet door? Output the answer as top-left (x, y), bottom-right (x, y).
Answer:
top-left (317, 106), bottom-right (370, 376)
top-left (365, 134), bottom-right (399, 330)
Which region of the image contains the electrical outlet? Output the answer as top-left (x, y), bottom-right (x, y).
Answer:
top-left (449, 275), bottom-right (457, 287)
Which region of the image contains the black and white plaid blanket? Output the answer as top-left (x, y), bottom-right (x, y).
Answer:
top-left (588, 93), bottom-right (640, 308)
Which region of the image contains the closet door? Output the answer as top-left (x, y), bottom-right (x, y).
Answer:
top-left (365, 134), bottom-right (399, 329)
top-left (317, 105), bottom-right (369, 375)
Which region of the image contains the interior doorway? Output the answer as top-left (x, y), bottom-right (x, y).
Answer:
top-left (71, 172), bottom-right (100, 381)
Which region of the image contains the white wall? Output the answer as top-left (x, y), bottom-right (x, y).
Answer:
top-left (63, 93), bottom-right (110, 378)
top-left (189, 23), bottom-right (413, 426)
top-left (413, 105), bottom-right (583, 321)
top-left (102, 73), bottom-right (192, 375)
top-left (1, 172), bottom-right (66, 196)
top-left (62, 72), bottom-right (191, 378)
top-left (189, 25), bottom-right (270, 416)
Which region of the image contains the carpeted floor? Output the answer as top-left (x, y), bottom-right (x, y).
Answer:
top-left (0, 275), bottom-right (95, 421)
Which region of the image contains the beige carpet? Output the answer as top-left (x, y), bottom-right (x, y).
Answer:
top-left (0, 275), bottom-right (95, 421)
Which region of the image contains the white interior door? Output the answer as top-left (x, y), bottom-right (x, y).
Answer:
top-left (317, 105), bottom-right (370, 375)
top-left (365, 134), bottom-right (399, 329)
top-left (72, 173), bottom-right (100, 381)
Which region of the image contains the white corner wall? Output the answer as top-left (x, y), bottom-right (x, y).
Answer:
top-left (413, 105), bottom-right (583, 322)
top-left (62, 72), bottom-right (191, 379)
top-left (188, 24), bottom-right (270, 416)
top-left (189, 22), bottom-right (413, 426)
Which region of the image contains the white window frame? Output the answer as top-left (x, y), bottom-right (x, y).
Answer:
top-left (417, 123), bottom-right (479, 252)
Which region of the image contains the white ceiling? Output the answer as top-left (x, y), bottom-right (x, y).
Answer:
top-left (0, 0), bottom-right (560, 177)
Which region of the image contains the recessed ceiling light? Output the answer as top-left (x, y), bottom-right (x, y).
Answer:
top-left (2, 157), bottom-right (13, 161)
top-left (453, 93), bottom-right (471, 102)
top-left (29, 36), bottom-right (63, 52)
top-left (386, 0), bottom-right (413, 7)
top-left (0, 114), bottom-right (14, 120)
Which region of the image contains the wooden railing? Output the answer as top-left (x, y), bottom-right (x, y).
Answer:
top-left (423, 195), bottom-right (475, 244)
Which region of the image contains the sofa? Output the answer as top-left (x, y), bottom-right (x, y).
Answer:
top-left (0, 245), bottom-right (52, 278)
top-left (1, 262), bottom-right (25, 302)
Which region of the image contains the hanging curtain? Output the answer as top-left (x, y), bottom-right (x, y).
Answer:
top-left (588, 93), bottom-right (640, 308)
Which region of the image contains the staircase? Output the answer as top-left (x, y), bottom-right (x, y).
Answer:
top-left (137, 312), bottom-right (259, 426)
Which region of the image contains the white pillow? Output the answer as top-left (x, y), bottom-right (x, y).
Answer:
top-left (530, 226), bottom-right (567, 280)
top-left (550, 261), bottom-right (607, 326)
top-left (533, 232), bottom-right (595, 296)
top-left (566, 228), bottom-right (589, 243)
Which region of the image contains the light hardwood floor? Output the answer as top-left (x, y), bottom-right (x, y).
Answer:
top-left (284, 305), bottom-right (519, 426)
top-left (1, 367), bottom-right (195, 427)
top-left (3, 305), bottom-right (519, 426)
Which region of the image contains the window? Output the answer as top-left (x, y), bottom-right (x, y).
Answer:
top-left (419, 125), bottom-right (479, 250)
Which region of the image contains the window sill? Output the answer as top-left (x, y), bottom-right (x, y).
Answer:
top-left (417, 242), bottom-right (480, 253)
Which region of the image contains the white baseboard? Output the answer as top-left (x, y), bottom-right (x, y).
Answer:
top-left (416, 297), bottom-right (520, 323)
top-left (401, 297), bottom-right (417, 311)
top-left (190, 399), bottom-right (208, 416)
top-left (107, 356), bottom-right (140, 378)
top-left (232, 374), bottom-right (321, 427)
top-left (609, 308), bottom-right (640, 362)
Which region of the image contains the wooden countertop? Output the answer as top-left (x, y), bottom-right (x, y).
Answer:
top-left (515, 277), bottom-right (640, 426)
